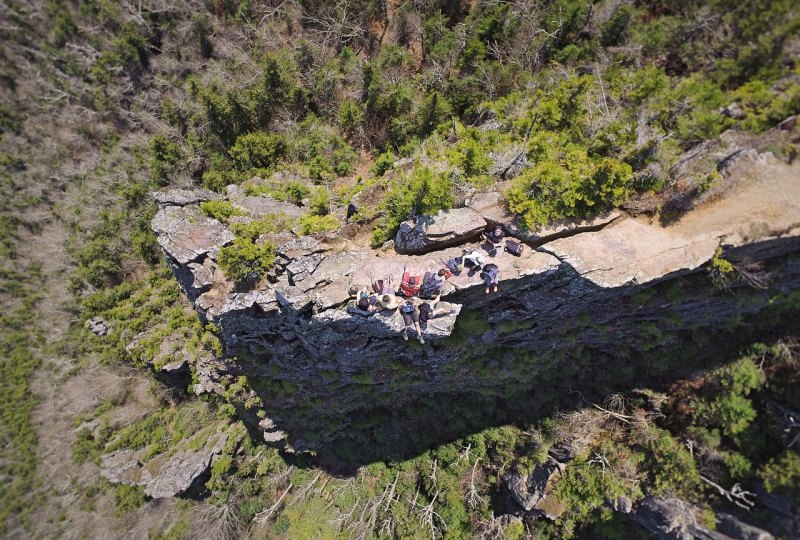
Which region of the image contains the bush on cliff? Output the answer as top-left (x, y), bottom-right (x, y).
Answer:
top-left (506, 148), bottom-right (633, 229)
top-left (217, 237), bottom-right (276, 282)
top-left (371, 166), bottom-right (454, 246)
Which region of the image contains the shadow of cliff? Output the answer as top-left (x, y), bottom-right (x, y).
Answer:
top-left (248, 236), bottom-right (800, 475)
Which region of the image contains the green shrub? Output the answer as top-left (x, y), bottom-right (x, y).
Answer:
top-left (691, 356), bottom-right (765, 436)
top-left (279, 181), bottom-right (311, 205)
top-left (114, 484), bottom-right (146, 515)
top-left (217, 237), bottom-right (276, 282)
top-left (150, 135), bottom-right (182, 185)
top-left (298, 214), bottom-right (340, 235)
top-left (506, 146), bottom-right (633, 229)
top-left (338, 99), bottom-right (364, 137)
top-left (640, 427), bottom-right (700, 496)
top-left (373, 151), bottom-right (396, 176)
top-left (72, 425), bottom-right (111, 465)
top-left (230, 214), bottom-right (289, 240)
top-left (91, 23), bottom-right (149, 83)
top-left (229, 132), bottom-right (287, 171)
top-left (191, 13), bottom-right (214, 58)
top-left (759, 451), bottom-right (800, 501)
top-left (294, 120), bottom-right (357, 181)
top-left (552, 457), bottom-right (633, 533)
top-left (371, 166), bottom-right (454, 245)
top-left (723, 452), bottom-right (752, 481)
top-left (601, 5), bottom-right (634, 47)
top-left (449, 134), bottom-right (491, 178)
top-left (201, 168), bottom-right (247, 192)
top-left (416, 91), bottom-right (452, 138)
top-left (200, 200), bottom-right (242, 223)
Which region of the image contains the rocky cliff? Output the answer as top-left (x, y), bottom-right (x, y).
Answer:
top-left (151, 127), bottom-right (800, 462)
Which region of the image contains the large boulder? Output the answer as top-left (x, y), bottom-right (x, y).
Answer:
top-left (153, 187), bottom-right (222, 207)
top-left (716, 513), bottom-right (774, 540)
top-left (100, 423), bottom-right (234, 498)
top-left (466, 190), bottom-right (513, 225)
top-left (226, 184), bottom-right (304, 220)
top-left (631, 497), bottom-right (729, 540)
top-left (151, 205), bottom-right (235, 265)
top-left (395, 208), bottom-right (487, 255)
top-left (504, 458), bottom-right (565, 516)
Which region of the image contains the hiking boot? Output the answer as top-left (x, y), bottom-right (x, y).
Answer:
top-left (485, 287), bottom-right (490, 294)
top-left (403, 333), bottom-right (408, 341)
top-left (493, 284), bottom-right (498, 293)
top-left (418, 335), bottom-right (425, 344)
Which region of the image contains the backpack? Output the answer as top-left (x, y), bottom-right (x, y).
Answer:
top-left (401, 301), bottom-right (415, 314)
top-left (418, 302), bottom-right (432, 322)
top-left (400, 271), bottom-right (422, 296)
top-left (419, 273), bottom-right (443, 298)
top-left (505, 239), bottom-right (524, 256)
top-left (443, 257), bottom-right (462, 275)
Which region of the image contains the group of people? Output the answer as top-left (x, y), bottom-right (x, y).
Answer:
top-left (352, 225), bottom-right (514, 343)
top-left (355, 270), bottom-right (453, 343)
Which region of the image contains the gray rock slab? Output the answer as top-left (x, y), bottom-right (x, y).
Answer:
top-left (631, 496), bottom-right (730, 540)
top-left (153, 188), bottom-right (223, 207)
top-left (395, 208), bottom-right (487, 254)
top-left (99, 425), bottom-right (231, 498)
top-left (152, 205), bottom-right (235, 265)
top-left (226, 184), bottom-right (304, 220)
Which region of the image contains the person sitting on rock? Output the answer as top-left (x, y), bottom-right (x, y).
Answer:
top-left (419, 268), bottom-right (448, 298)
top-left (378, 293), bottom-right (400, 310)
top-left (480, 263), bottom-right (500, 294)
top-left (417, 294), bottom-right (452, 324)
top-left (356, 287), bottom-right (380, 313)
top-left (482, 225), bottom-right (506, 256)
top-left (463, 249), bottom-right (485, 272)
top-left (400, 298), bottom-right (425, 344)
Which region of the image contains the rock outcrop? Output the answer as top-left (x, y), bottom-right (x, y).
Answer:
top-left (631, 496), bottom-right (726, 540)
top-left (151, 128), bottom-right (800, 464)
top-left (630, 497), bottom-right (774, 540)
top-left (85, 317), bottom-right (110, 337)
top-left (100, 423), bottom-right (234, 498)
top-left (151, 205), bottom-right (234, 266)
top-left (394, 207), bottom-right (487, 254)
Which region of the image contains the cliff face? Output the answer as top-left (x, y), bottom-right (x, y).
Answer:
top-left (152, 132), bottom-right (800, 460)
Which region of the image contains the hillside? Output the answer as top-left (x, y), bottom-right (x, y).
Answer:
top-left (1, 0), bottom-right (799, 538)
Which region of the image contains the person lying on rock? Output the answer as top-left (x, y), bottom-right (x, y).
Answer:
top-left (400, 298), bottom-right (425, 344)
top-left (356, 287), bottom-right (380, 313)
top-left (480, 263), bottom-right (500, 294)
top-left (463, 249), bottom-right (485, 272)
top-left (482, 225), bottom-right (506, 255)
top-left (417, 294), bottom-right (452, 324)
top-left (372, 275), bottom-right (395, 296)
top-left (442, 256), bottom-right (464, 275)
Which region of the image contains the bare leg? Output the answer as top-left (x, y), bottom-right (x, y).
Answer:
top-left (415, 322), bottom-right (424, 343)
